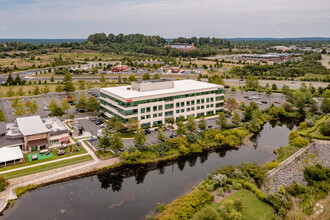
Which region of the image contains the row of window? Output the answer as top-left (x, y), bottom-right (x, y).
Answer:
top-left (101, 89), bottom-right (224, 108)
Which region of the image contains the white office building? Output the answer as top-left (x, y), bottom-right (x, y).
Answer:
top-left (100, 79), bottom-right (224, 127)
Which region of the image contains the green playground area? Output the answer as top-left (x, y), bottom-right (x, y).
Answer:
top-left (27, 152), bottom-right (54, 162)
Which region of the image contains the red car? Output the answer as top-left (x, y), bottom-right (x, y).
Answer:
top-left (274, 101), bottom-right (280, 104)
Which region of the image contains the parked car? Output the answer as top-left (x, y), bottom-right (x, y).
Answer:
top-left (261, 101), bottom-right (268, 104)
top-left (57, 150), bottom-right (66, 156)
top-left (90, 116), bottom-right (98, 121)
top-left (86, 136), bottom-right (97, 141)
top-left (196, 128), bottom-right (202, 133)
top-left (208, 125), bottom-right (214, 129)
top-left (144, 129), bottom-right (151, 134)
top-left (95, 120), bottom-right (104, 125)
top-left (100, 123), bottom-right (107, 128)
top-left (43, 106), bottom-right (48, 111)
top-left (225, 114), bottom-right (231, 118)
top-left (69, 102), bottom-right (75, 106)
top-left (274, 101), bottom-right (281, 104)
top-left (76, 108), bottom-right (86, 113)
top-left (169, 134), bottom-right (175, 138)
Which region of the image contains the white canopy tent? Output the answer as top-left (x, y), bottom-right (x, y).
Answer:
top-left (0, 146), bottom-right (24, 167)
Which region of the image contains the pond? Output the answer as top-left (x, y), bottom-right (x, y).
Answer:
top-left (1, 119), bottom-right (300, 220)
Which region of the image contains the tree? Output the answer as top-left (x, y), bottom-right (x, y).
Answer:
top-left (110, 136), bottom-right (124, 151)
top-left (55, 84), bottom-right (63, 93)
top-left (6, 87), bottom-right (15, 97)
top-left (271, 84), bottom-right (277, 90)
top-left (198, 118), bottom-right (207, 131)
top-left (186, 115), bottom-right (197, 132)
top-left (126, 118), bottom-right (139, 131)
top-left (310, 99), bottom-right (318, 113)
top-left (295, 95), bottom-right (305, 112)
top-left (216, 112), bottom-right (227, 128)
top-left (49, 98), bottom-right (64, 117)
top-left (129, 75), bottom-right (137, 82)
top-left (6, 73), bottom-right (14, 85)
top-left (100, 75), bottom-right (107, 87)
top-left (153, 74), bottom-right (160, 79)
top-left (107, 117), bottom-right (124, 131)
top-left (63, 71), bottom-right (75, 92)
top-left (50, 76), bottom-right (55, 82)
top-left (0, 176), bottom-right (9, 190)
top-left (157, 128), bottom-right (166, 142)
top-left (142, 73), bottom-right (150, 80)
top-left (0, 108), bottom-right (6, 122)
top-left (166, 117), bottom-right (175, 127)
top-left (245, 76), bottom-right (259, 90)
top-left (191, 206), bottom-right (220, 220)
top-left (61, 99), bottom-right (70, 112)
top-left (12, 99), bottom-right (26, 116)
top-left (226, 98), bottom-right (239, 112)
top-left (176, 121), bottom-right (187, 136)
top-left (79, 80), bottom-right (86, 90)
top-left (176, 115), bottom-right (185, 123)
top-left (320, 98), bottom-right (330, 114)
top-left (33, 86), bottom-right (40, 95)
top-left (26, 100), bottom-right (39, 114)
top-left (75, 91), bottom-right (87, 109)
top-left (86, 96), bottom-right (100, 113)
top-left (134, 129), bottom-right (147, 148)
top-left (43, 83), bottom-right (50, 94)
top-left (17, 87), bottom-right (25, 96)
top-left (232, 112), bottom-right (241, 125)
top-left (98, 129), bottom-right (111, 152)
top-left (70, 93), bottom-right (77, 103)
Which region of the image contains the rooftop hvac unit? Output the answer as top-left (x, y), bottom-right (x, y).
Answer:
top-left (46, 124), bottom-right (52, 129)
top-left (127, 87), bottom-right (131, 90)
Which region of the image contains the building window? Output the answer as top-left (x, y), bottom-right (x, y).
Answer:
top-left (176, 110), bottom-right (180, 113)
top-left (201, 99), bottom-right (205, 104)
top-left (181, 109), bottom-right (184, 113)
top-left (187, 108), bottom-right (190, 112)
top-left (206, 98), bottom-right (210, 103)
top-left (206, 104), bottom-right (210, 108)
top-left (165, 111), bottom-right (173, 116)
top-left (192, 107), bottom-right (195, 111)
top-left (211, 104), bottom-right (214, 107)
top-left (216, 103), bottom-right (224, 107)
top-left (153, 113), bottom-right (157, 118)
top-left (165, 104), bottom-right (174, 109)
top-left (191, 100), bottom-right (195, 105)
top-left (210, 97), bottom-right (214, 102)
top-left (141, 115), bottom-right (145, 120)
top-left (159, 105), bottom-right (163, 110)
top-left (176, 103), bottom-right (180, 108)
top-left (158, 113), bottom-right (163, 117)
top-left (153, 106), bottom-right (157, 111)
top-left (141, 108), bottom-right (145, 113)
top-left (201, 106), bottom-right (205, 109)
top-left (197, 99), bottom-right (200, 104)
top-left (147, 107), bottom-right (151, 112)
top-left (197, 106), bottom-right (200, 110)
top-left (147, 115), bottom-right (151, 119)
top-left (181, 102), bottom-right (184, 107)
top-left (186, 101), bottom-right (190, 106)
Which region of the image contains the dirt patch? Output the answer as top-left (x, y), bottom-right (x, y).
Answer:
top-left (211, 189), bottom-right (237, 203)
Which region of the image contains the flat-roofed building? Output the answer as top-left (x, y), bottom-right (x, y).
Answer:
top-left (100, 79), bottom-right (224, 127)
top-left (167, 43), bottom-right (196, 52)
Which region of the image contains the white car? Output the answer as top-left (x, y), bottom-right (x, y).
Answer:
top-left (100, 123), bottom-right (107, 128)
top-left (43, 106), bottom-right (48, 111)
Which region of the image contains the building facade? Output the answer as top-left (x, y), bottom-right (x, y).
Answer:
top-left (167, 43), bottom-right (196, 52)
top-left (100, 79), bottom-right (224, 127)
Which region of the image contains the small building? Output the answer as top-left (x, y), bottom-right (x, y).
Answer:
top-left (240, 53), bottom-right (296, 62)
top-left (0, 147), bottom-right (24, 167)
top-left (111, 65), bottom-right (129, 72)
top-left (171, 67), bottom-right (181, 73)
top-left (2, 116), bottom-right (69, 152)
top-left (167, 43), bottom-right (196, 52)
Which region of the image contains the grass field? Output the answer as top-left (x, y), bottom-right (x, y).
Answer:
top-left (0, 146), bottom-right (87, 172)
top-left (2, 155), bottom-right (93, 179)
top-left (299, 115), bottom-right (330, 140)
top-left (214, 189), bottom-right (274, 220)
top-left (96, 150), bottom-right (116, 159)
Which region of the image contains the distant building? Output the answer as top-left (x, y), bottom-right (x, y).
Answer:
top-left (167, 43), bottom-right (196, 52)
top-left (100, 79), bottom-right (224, 127)
top-left (240, 53), bottom-right (296, 62)
top-left (0, 116), bottom-right (69, 152)
top-left (171, 67), bottom-right (181, 73)
top-left (111, 65), bottom-right (129, 72)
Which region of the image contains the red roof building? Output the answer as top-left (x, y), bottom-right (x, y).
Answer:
top-left (168, 43), bottom-right (196, 52)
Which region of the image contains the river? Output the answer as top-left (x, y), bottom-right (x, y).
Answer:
top-left (1, 119), bottom-right (300, 220)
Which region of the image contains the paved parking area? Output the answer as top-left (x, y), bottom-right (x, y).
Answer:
top-left (225, 90), bottom-right (286, 110)
top-left (0, 89), bottom-right (99, 122)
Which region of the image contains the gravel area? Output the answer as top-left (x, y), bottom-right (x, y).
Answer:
top-left (265, 142), bottom-right (330, 193)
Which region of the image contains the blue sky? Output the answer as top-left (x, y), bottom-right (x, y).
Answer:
top-left (0, 0), bottom-right (329, 38)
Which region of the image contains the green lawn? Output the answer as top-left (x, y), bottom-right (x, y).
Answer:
top-left (27, 152), bottom-right (54, 162)
top-left (299, 115), bottom-right (330, 140)
top-left (0, 145), bottom-right (87, 172)
top-left (2, 155), bottom-right (93, 179)
top-left (216, 189), bottom-right (274, 220)
top-left (96, 150), bottom-right (116, 159)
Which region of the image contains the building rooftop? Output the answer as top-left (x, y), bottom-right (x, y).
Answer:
top-left (101, 79), bottom-right (223, 99)
top-left (17, 116), bottom-right (50, 136)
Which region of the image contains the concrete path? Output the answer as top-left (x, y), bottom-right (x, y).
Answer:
top-left (80, 140), bottom-right (100, 162)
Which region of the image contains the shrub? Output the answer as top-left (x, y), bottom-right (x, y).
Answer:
top-left (233, 198), bottom-right (244, 212)
top-left (232, 182), bottom-right (242, 190)
top-left (303, 164), bottom-right (330, 184)
top-left (291, 136), bottom-right (309, 148)
top-left (264, 161), bottom-right (280, 170)
top-left (305, 119), bottom-right (315, 127)
top-left (155, 190), bottom-right (213, 220)
top-left (217, 188), bottom-right (224, 197)
top-left (191, 206), bottom-right (220, 220)
top-left (206, 184), bottom-right (215, 192)
top-left (319, 120), bottom-right (330, 136)
top-left (213, 174), bottom-right (227, 188)
top-left (217, 200), bottom-right (243, 220)
top-left (298, 122), bottom-right (308, 130)
top-left (0, 176), bottom-right (9, 190)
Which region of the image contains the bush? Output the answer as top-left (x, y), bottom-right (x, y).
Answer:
top-left (298, 122), bottom-right (308, 130)
top-left (206, 184), bottom-right (215, 192)
top-left (319, 120), bottom-right (330, 136)
top-left (264, 161), bottom-right (280, 170)
top-left (305, 119), bottom-right (315, 127)
top-left (217, 199), bottom-right (243, 220)
top-left (213, 174), bottom-right (227, 188)
top-left (291, 136), bottom-right (309, 148)
top-left (0, 176), bottom-right (9, 190)
top-left (232, 182), bottom-right (242, 190)
top-left (303, 164), bottom-right (330, 184)
top-left (191, 206), bottom-right (220, 220)
top-left (217, 188), bottom-right (224, 197)
top-left (155, 190), bottom-right (213, 220)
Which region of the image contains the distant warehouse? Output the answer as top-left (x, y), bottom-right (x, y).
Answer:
top-left (100, 79), bottom-right (224, 127)
top-left (239, 53), bottom-right (299, 62)
top-left (167, 43), bottom-right (196, 52)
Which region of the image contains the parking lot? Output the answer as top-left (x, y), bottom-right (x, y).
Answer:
top-left (0, 89), bottom-right (100, 123)
top-left (225, 90), bottom-right (287, 110)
